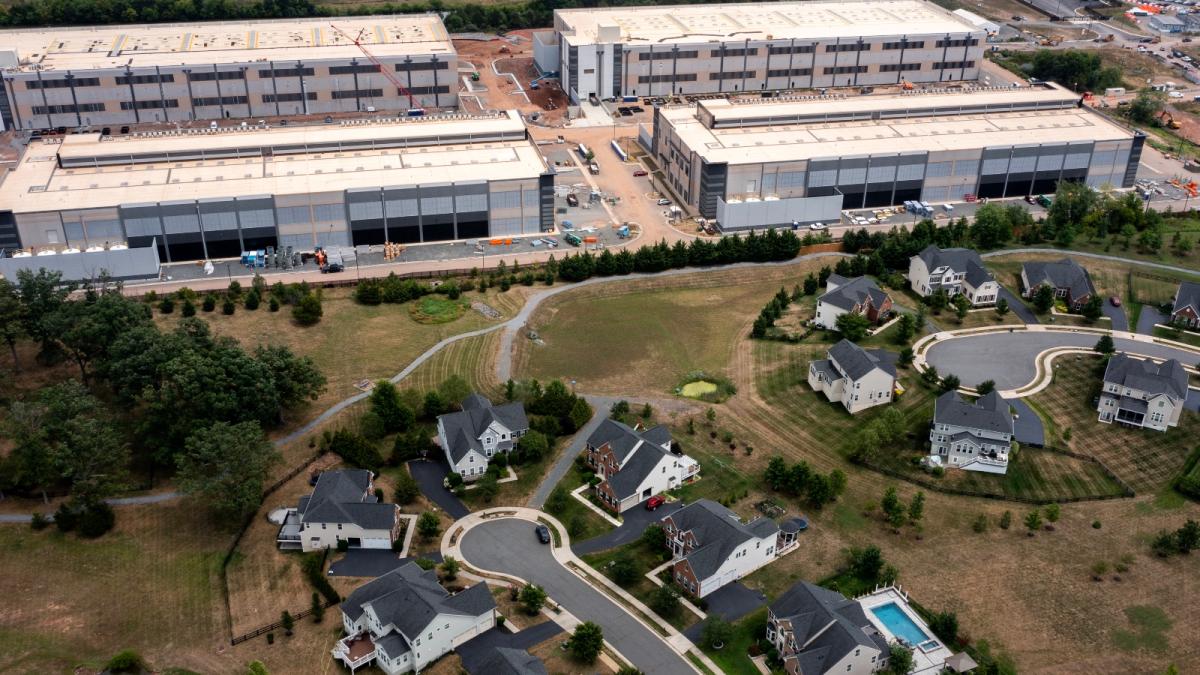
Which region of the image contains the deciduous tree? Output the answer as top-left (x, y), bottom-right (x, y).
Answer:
top-left (176, 421), bottom-right (279, 526)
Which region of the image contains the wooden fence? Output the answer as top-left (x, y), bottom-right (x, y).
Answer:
top-left (230, 597), bottom-right (339, 646)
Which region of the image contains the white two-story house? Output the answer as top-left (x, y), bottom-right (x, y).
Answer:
top-left (661, 499), bottom-right (783, 598)
top-left (929, 391), bottom-right (1015, 474)
top-left (1097, 353), bottom-right (1188, 431)
top-left (586, 418), bottom-right (700, 513)
top-left (814, 274), bottom-right (894, 331)
top-left (767, 582), bottom-right (891, 675)
top-left (808, 340), bottom-right (897, 415)
top-left (908, 245), bottom-right (998, 307)
top-left (333, 562), bottom-right (496, 674)
top-left (276, 469), bottom-right (402, 552)
top-left (436, 393), bottom-right (529, 481)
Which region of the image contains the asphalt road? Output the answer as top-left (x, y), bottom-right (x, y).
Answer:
top-left (925, 332), bottom-right (1200, 389)
top-left (998, 286), bottom-right (1039, 325)
top-left (527, 395), bottom-right (617, 510)
top-left (460, 518), bottom-right (695, 675)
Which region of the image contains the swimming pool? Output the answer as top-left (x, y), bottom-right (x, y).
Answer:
top-left (870, 602), bottom-right (931, 646)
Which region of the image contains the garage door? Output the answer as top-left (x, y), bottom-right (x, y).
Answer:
top-left (361, 538), bottom-right (391, 550)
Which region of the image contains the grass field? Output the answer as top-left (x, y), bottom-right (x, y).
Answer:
top-left (0, 502), bottom-right (230, 675)
top-left (396, 330), bottom-right (503, 399)
top-left (512, 263), bottom-right (828, 397)
top-left (409, 295), bottom-right (469, 324)
top-left (1154, 325), bottom-right (1200, 349)
top-left (1031, 357), bottom-right (1200, 493)
top-left (155, 285), bottom-right (528, 435)
top-left (581, 539), bottom-right (696, 632)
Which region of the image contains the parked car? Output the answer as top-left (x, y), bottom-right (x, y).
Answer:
top-left (809, 222), bottom-right (828, 231)
top-left (1170, 91), bottom-right (1185, 98)
top-left (566, 194), bottom-right (579, 207)
top-left (1110, 295), bottom-right (1122, 307)
top-left (657, 198), bottom-right (672, 206)
top-left (534, 524), bottom-right (551, 544)
top-left (964, 193), bottom-right (977, 202)
top-left (645, 496), bottom-right (666, 511)
top-left (633, 169), bottom-right (648, 177)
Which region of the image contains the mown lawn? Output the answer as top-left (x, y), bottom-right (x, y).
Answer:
top-left (701, 608), bottom-right (770, 675)
top-left (1031, 357), bottom-right (1200, 493)
top-left (513, 263), bottom-right (829, 397)
top-left (544, 459), bottom-right (615, 544)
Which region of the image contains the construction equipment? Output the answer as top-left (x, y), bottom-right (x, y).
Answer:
top-left (328, 24), bottom-right (424, 115)
top-left (1158, 110), bottom-right (1182, 130)
top-left (900, 80), bottom-right (914, 91)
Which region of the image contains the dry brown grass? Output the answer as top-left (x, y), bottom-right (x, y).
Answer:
top-left (153, 285), bottom-right (531, 436)
top-left (512, 262), bottom-right (831, 397)
top-left (0, 501), bottom-right (234, 675)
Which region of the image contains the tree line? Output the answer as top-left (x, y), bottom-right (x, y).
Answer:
top-left (0, 0), bottom-right (767, 30)
top-left (1, 270), bottom-right (325, 532)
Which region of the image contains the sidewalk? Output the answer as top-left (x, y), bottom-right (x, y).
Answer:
top-left (443, 507), bottom-right (722, 675)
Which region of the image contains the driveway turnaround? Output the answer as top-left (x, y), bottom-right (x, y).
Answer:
top-left (456, 622), bottom-right (564, 672)
top-left (407, 459), bottom-right (470, 520)
top-left (925, 331), bottom-right (1200, 390)
top-left (1136, 306), bottom-right (1169, 336)
top-left (572, 500), bottom-right (683, 556)
top-left (460, 517), bottom-right (695, 675)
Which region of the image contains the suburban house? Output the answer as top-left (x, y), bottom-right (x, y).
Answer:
top-left (585, 418), bottom-right (700, 513)
top-left (1097, 354), bottom-right (1189, 431)
top-left (814, 274), bottom-right (894, 331)
top-left (907, 245), bottom-right (999, 307)
top-left (469, 648), bottom-right (547, 675)
top-left (767, 581), bottom-right (891, 675)
top-left (333, 562), bottom-right (496, 674)
top-left (808, 340), bottom-right (897, 414)
top-left (929, 391), bottom-right (1015, 474)
top-left (436, 393), bottom-right (529, 481)
top-left (1020, 258), bottom-right (1096, 311)
top-left (661, 499), bottom-right (787, 598)
top-left (1171, 281), bottom-right (1200, 328)
top-left (276, 469), bottom-right (401, 552)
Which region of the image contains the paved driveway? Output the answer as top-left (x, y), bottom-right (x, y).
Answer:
top-left (682, 583), bottom-right (767, 642)
top-left (1005, 397), bottom-right (1045, 447)
top-left (527, 397), bottom-right (615, 510)
top-left (457, 622), bottom-right (564, 672)
top-left (1136, 306), bottom-right (1169, 336)
top-left (408, 458), bottom-right (470, 520)
top-left (1102, 301), bottom-right (1129, 332)
top-left (925, 332), bottom-right (1200, 390)
top-left (460, 518), bottom-right (695, 675)
top-left (997, 286), bottom-right (1038, 324)
top-left (572, 501), bottom-right (683, 556)
top-left (328, 550), bottom-right (443, 577)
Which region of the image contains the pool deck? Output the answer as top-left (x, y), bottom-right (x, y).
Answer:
top-left (857, 586), bottom-right (955, 674)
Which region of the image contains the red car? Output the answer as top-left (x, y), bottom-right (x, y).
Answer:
top-left (1110, 295), bottom-right (1122, 307)
top-left (633, 170), bottom-right (648, 177)
top-left (964, 193), bottom-right (977, 203)
top-left (645, 496), bottom-right (666, 510)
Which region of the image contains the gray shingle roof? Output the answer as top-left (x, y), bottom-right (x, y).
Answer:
top-left (299, 470), bottom-right (395, 530)
top-left (666, 500), bottom-right (779, 580)
top-left (771, 582), bottom-right (887, 674)
top-left (375, 633), bottom-right (411, 660)
top-left (810, 358), bottom-right (839, 383)
top-left (917, 245), bottom-right (994, 288)
top-left (588, 418), bottom-right (671, 463)
top-left (593, 419), bottom-right (677, 501)
top-left (828, 339), bottom-right (896, 381)
top-left (472, 648), bottom-right (548, 675)
top-left (1173, 281), bottom-right (1200, 317)
top-left (1103, 354), bottom-right (1188, 401)
top-left (819, 275), bottom-right (890, 313)
top-left (1022, 258), bottom-right (1095, 301)
top-left (933, 391), bottom-right (1014, 435)
top-left (439, 396), bottom-right (529, 463)
top-left (340, 563), bottom-right (495, 639)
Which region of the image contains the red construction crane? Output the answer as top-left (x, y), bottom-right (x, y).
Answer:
top-left (328, 24), bottom-right (421, 113)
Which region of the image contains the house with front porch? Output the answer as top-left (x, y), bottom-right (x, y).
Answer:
top-left (1020, 258), bottom-right (1096, 312)
top-left (907, 245), bottom-right (998, 307)
top-left (928, 391), bottom-right (1015, 474)
top-left (276, 469), bottom-right (402, 552)
top-left (661, 499), bottom-right (796, 598)
top-left (1097, 353), bottom-right (1188, 431)
top-left (814, 274), bottom-right (894, 331)
top-left (333, 562), bottom-right (495, 674)
top-left (1171, 281), bottom-right (1200, 328)
top-left (586, 418), bottom-right (700, 513)
top-left (437, 393), bottom-right (529, 481)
